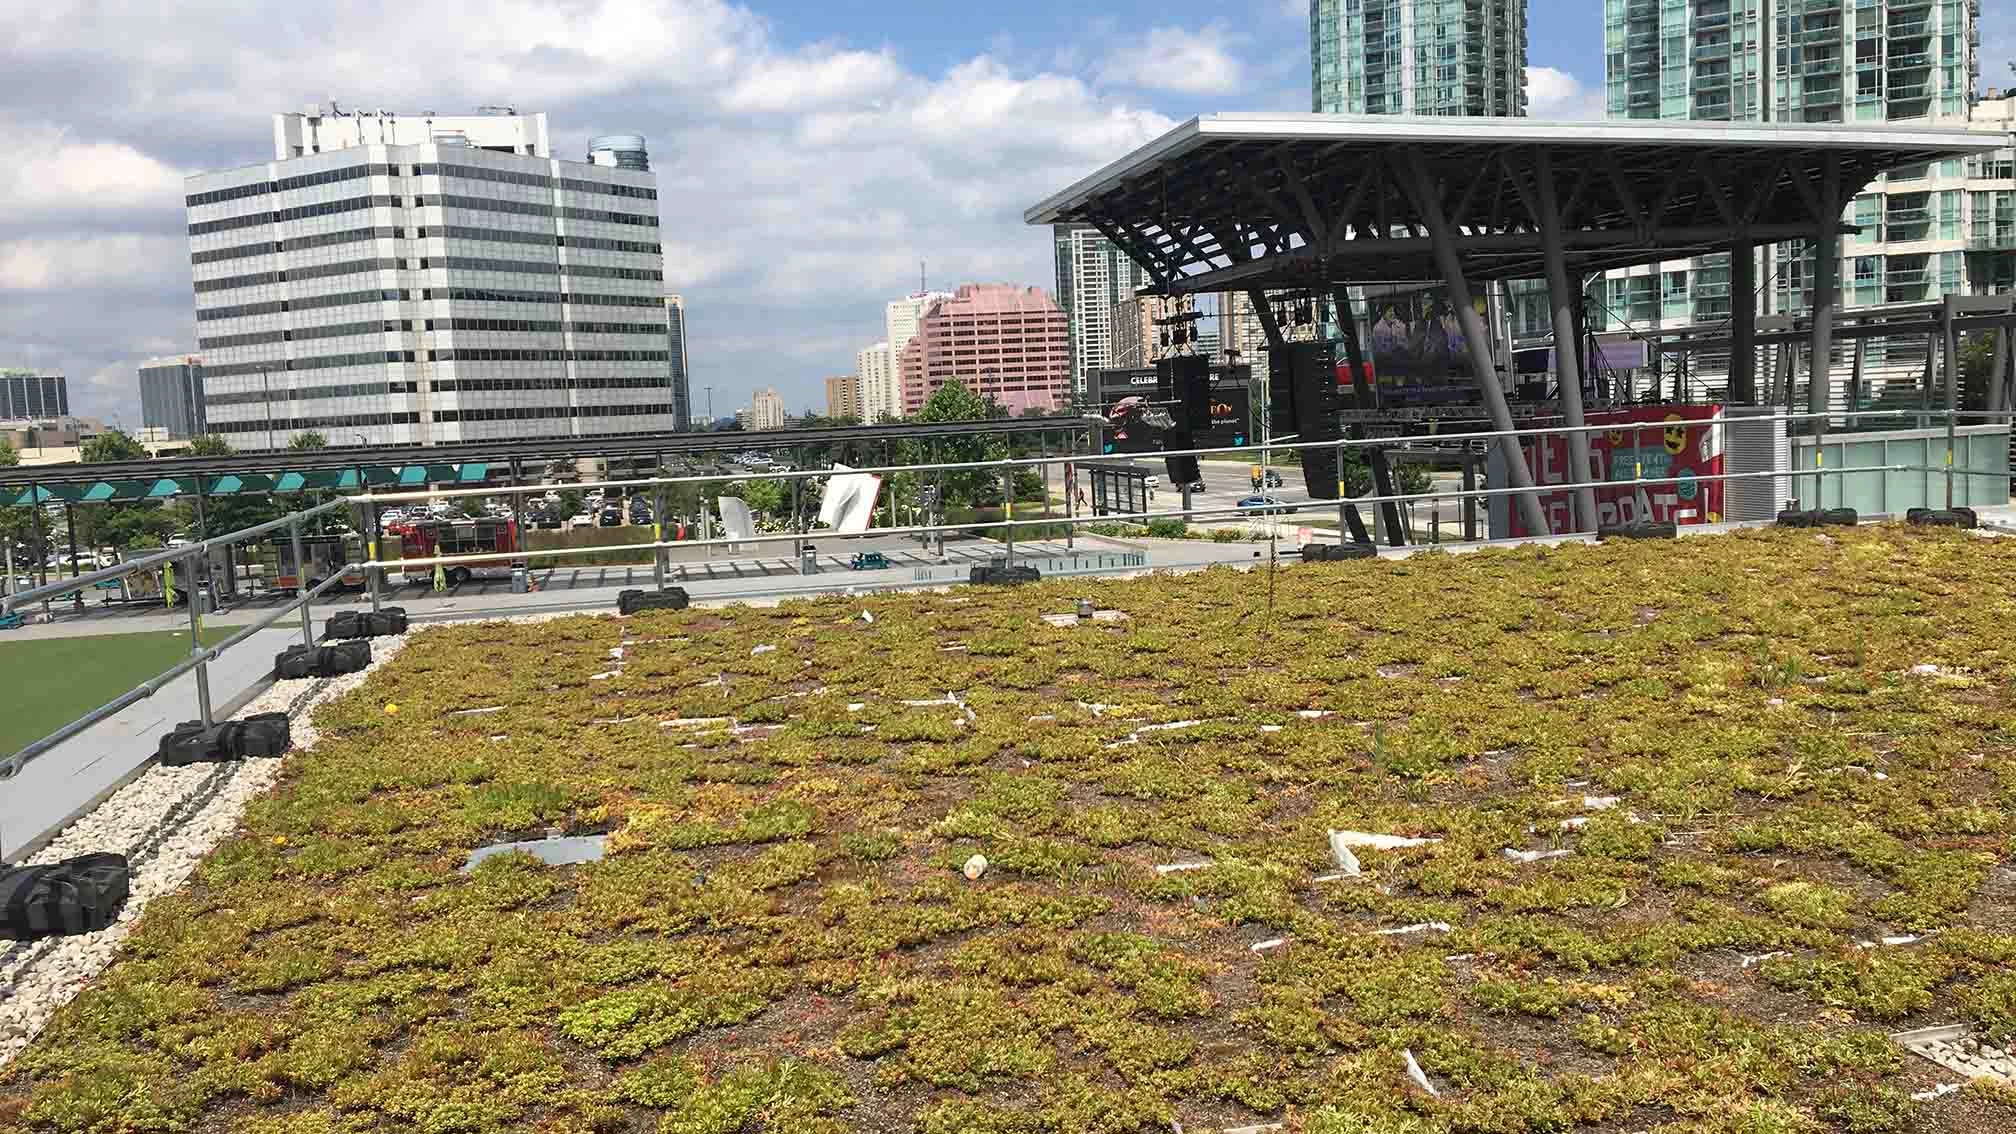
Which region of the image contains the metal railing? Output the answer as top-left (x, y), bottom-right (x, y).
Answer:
top-left (2, 498), bottom-right (354, 779)
top-left (4, 409), bottom-right (2008, 795)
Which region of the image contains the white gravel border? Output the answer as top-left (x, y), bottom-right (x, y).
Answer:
top-left (0, 630), bottom-right (416, 1065)
top-left (0, 607), bottom-right (631, 1066)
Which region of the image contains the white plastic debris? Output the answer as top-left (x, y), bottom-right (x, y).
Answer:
top-left (1559, 817), bottom-right (1590, 830)
top-left (1250, 938), bottom-right (1288, 952)
top-left (608, 647), bottom-right (625, 660)
top-left (589, 671), bottom-right (618, 681)
top-left (1582, 795), bottom-right (1620, 810)
top-left (447, 705), bottom-right (506, 716)
top-left (1374, 922), bottom-right (1453, 937)
top-left (859, 610), bottom-right (874, 623)
top-left (962, 854), bottom-right (988, 880)
top-left (1402, 1049), bottom-right (1440, 1097)
top-left (1911, 663), bottom-right (1941, 675)
top-left (846, 703), bottom-right (865, 712)
top-left (1502, 847), bottom-right (1573, 863)
top-left (1911, 1083), bottom-right (1962, 1101)
top-left (751, 644), bottom-right (777, 655)
top-left (1331, 830), bottom-right (1441, 850)
top-left (1741, 951), bottom-right (1788, 968)
top-left (1327, 834), bottom-right (1363, 876)
top-left (1155, 861), bottom-right (1214, 875)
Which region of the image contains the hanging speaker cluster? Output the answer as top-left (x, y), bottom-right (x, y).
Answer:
top-left (1158, 355), bottom-right (1211, 485)
top-left (1268, 342), bottom-right (1341, 499)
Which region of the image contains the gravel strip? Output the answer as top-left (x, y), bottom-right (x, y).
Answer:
top-left (0, 631), bottom-right (413, 1065)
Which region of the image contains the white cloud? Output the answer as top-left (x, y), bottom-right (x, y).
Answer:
top-left (0, 0), bottom-right (1178, 422)
top-left (1527, 66), bottom-right (1605, 121)
top-left (1100, 26), bottom-right (1249, 95)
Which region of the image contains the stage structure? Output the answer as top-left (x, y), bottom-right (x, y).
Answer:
top-left (1026, 113), bottom-right (1996, 536)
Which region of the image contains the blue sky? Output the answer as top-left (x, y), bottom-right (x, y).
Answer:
top-left (0, 0), bottom-right (1999, 423)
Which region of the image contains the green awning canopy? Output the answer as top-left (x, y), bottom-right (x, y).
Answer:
top-left (9, 461), bottom-right (494, 505)
top-left (207, 473), bottom-right (275, 494)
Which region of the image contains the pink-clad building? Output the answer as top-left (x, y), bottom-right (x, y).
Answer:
top-left (897, 284), bottom-right (1071, 416)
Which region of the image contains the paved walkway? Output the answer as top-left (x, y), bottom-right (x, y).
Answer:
top-left (0, 626), bottom-right (300, 861)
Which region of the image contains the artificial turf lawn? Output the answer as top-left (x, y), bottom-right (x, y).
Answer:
top-left (0, 627), bottom-right (240, 759)
top-left (7, 524), bottom-right (2016, 1133)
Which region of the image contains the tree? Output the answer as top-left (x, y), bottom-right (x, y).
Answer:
top-left (900, 380), bottom-right (1005, 510)
top-left (289, 431), bottom-right (328, 450)
top-left (81, 429), bottom-right (147, 463)
top-left (735, 479), bottom-right (786, 518)
top-left (555, 488), bottom-right (587, 519)
top-left (186, 434), bottom-right (232, 457)
top-left (0, 437), bottom-right (17, 466)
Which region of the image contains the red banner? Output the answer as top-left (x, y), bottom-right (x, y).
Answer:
top-left (1511, 404), bottom-right (1725, 537)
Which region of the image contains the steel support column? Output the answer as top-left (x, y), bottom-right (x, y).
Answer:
top-left (1246, 289), bottom-right (1287, 349)
top-left (1943, 293), bottom-right (1959, 508)
top-left (1990, 328), bottom-right (2011, 417)
top-left (1534, 151), bottom-right (1598, 533)
top-left (1848, 339), bottom-right (1865, 414)
top-left (1330, 285), bottom-right (1403, 542)
top-left (1730, 237), bottom-right (1756, 403)
top-left (1807, 156), bottom-right (1841, 432)
top-left (1329, 288), bottom-right (1375, 410)
top-left (1401, 150), bottom-right (1549, 537)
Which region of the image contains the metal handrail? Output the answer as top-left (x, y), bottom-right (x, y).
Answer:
top-left (1, 496), bottom-right (351, 614)
top-left (354, 406), bottom-right (1962, 508)
top-left (0, 562), bottom-right (360, 779)
top-left (362, 461), bottom-right (1928, 575)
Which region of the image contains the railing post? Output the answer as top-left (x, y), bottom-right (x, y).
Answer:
top-left (363, 494), bottom-right (383, 614)
top-left (186, 548), bottom-right (213, 728)
top-left (1002, 459), bottom-right (1015, 569)
top-left (1336, 437), bottom-right (1348, 541)
top-left (290, 517), bottom-right (312, 647)
top-left (1945, 407), bottom-right (1958, 510)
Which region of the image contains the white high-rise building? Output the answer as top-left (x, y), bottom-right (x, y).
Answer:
top-left (1053, 224), bottom-right (1153, 404)
top-left (749, 386), bottom-right (787, 431)
top-left (885, 293), bottom-right (951, 366)
top-left (856, 342), bottom-right (898, 422)
top-left (185, 105), bottom-right (686, 449)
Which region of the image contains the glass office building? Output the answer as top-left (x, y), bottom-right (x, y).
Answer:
top-left (1311, 0), bottom-right (1528, 116)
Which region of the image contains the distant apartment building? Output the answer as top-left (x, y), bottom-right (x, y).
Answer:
top-left (0, 370), bottom-right (69, 421)
top-left (896, 284), bottom-right (1071, 416)
top-left (1592, 0), bottom-right (1989, 404)
top-left (825, 375), bottom-right (862, 419)
top-left (855, 342), bottom-right (897, 421)
top-left (1053, 225), bottom-right (1153, 404)
top-left (184, 105), bottom-right (685, 450)
top-left (1110, 295), bottom-right (1222, 370)
top-left (1311, 0), bottom-right (1527, 115)
top-left (138, 356), bottom-right (207, 439)
top-left (886, 292), bottom-right (951, 363)
top-left (749, 386), bottom-right (787, 431)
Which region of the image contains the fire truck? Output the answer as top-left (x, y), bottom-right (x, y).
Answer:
top-left (391, 517), bottom-right (525, 586)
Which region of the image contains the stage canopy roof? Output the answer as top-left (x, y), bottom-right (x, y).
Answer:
top-left (1025, 114), bottom-right (2001, 290)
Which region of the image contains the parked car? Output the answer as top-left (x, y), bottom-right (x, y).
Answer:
top-left (1263, 469), bottom-right (1284, 489)
top-left (569, 513), bottom-right (594, 528)
top-left (1186, 480), bottom-right (1206, 494)
top-left (598, 508), bottom-right (624, 527)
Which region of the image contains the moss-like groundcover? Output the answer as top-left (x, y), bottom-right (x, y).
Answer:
top-left (7, 526), bottom-right (2016, 1133)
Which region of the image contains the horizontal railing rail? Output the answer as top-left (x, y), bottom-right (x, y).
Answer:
top-left (5, 405), bottom-right (2007, 841)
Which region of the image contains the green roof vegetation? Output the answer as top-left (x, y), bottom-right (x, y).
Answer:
top-left (6, 524), bottom-right (2016, 1132)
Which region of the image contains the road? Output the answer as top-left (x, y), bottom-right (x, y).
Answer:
top-left (1179, 460), bottom-right (1480, 540)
